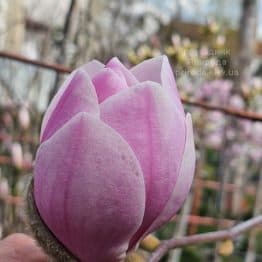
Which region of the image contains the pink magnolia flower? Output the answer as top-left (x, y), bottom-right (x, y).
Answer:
top-left (34, 56), bottom-right (195, 261)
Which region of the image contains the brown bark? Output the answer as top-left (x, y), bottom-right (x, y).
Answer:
top-left (236, 0), bottom-right (257, 92)
top-left (232, 0), bottom-right (257, 220)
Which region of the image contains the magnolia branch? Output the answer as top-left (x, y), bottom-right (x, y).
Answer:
top-left (148, 215), bottom-right (262, 262)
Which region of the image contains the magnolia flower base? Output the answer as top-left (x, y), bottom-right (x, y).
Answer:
top-left (27, 179), bottom-right (139, 262)
top-left (26, 179), bottom-right (78, 261)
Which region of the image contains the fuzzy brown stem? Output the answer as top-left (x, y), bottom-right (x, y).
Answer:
top-left (26, 179), bottom-right (78, 261)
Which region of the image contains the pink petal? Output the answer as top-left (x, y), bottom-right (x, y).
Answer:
top-left (92, 68), bottom-right (128, 103)
top-left (34, 113), bottom-right (145, 262)
top-left (40, 69), bottom-right (99, 143)
top-left (106, 57), bottom-right (138, 86)
top-left (40, 60), bottom-right (103, 142)
top-left (100, 81), bottom-right (186, 246)
top-left (80, 60), bottom-right (105, 78)
top-left (144, 113), bottom-right (196, 235)
top-left (131, 55), bottom-right (184, 113)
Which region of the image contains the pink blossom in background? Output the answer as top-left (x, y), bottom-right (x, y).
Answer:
top-left (2, 112), bottom-right (13, 128)
top-left (23, 151), bottom-right (33, 167)
top-left (18, 106), bottom-right (30, 129)
top-left (33, 56), bottom-right (196, 261)
top-left (205, 132), bottom-right (223, 150)
top-left (196, 80), bottom-right (233, 104)
top-left (0, 178), bottom-right (9, 199)
top-left (226, 127), bottom-right (236, 140)
top-left (251, 122), bottom-right (262, 144)
top-left (171, 34), bottom-right (181, 46)
top-left (10, 142), bottom-right (23, 169)
top-left (229, 95), bottom-right (245, 109)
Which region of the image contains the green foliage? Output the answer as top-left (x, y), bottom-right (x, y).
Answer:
top-left (181, 246), bottom-right (203, 262)
top-left (155, 221), bottom-right (177, 240)
top-left (255, 233), bottom-right (262, 254)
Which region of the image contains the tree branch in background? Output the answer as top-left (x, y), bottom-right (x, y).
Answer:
top-left (231, 0), bottom-right (257, 233)
top-left (148, 215), bottom-right (262, 262)
top-left (236, 0), bottom-right (257, 93)
top-left (167, 194), bottom-right (193, 262)
top-left (0, 77), bottom-right (14, 99)
top-left (49, 0), bottom-right (77, 101)
top-left (245, 171), bottom-right (262, 262)
top-left (180, 98), bottom-right (262, 122)
top-left (0, 50), bottom-right (262, 121)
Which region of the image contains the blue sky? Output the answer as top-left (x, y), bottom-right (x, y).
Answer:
top-left (147, 0), bottom-right (262, 39)
top-left (258, 0), bottom-right (262, 39)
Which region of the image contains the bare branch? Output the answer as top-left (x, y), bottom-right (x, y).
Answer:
top-left (0, 50), bottom-right (70, 73)
top-left (180, 98), bottom-right (262, 122)
top-left (148, 215), bottom-right (262, 262)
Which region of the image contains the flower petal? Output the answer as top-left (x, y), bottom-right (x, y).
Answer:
top-left (145, 113), bottom-right (196, 234)
top-left (100, 81), bottom-right (186, 246)
top-left (40, 69), bottom-right (99, 143)
top-left (131, 55), bottom-right (184, 113)
top-left (80, 60), bottom-right (105, 78)
top-left (34, 113), bottom-right (145, 262)
top-left (92, 68), bottom-right (128, 103)
top-left (106, 57), bottom-right (138, 86)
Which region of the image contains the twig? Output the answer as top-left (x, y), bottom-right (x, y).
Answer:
top-left (194, 179), bottom-right (256, 195)
top-left (167, 194), bottom-right (193, 262)
top-left (172, 215), bottom-right (235, 227)
top-left (181, 98), bottom-right (262, 122)
top-left (0, 51), bottom-right (70, 73)
top-left (49, 0), bottom-right (77, 100)
top-left (148, 215), bottom-right (262, 262)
